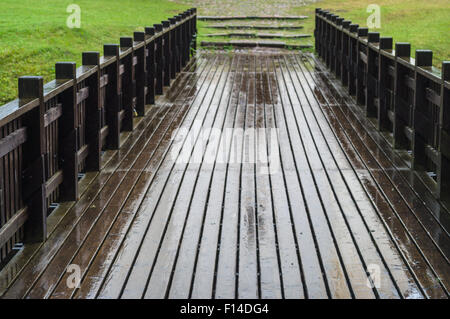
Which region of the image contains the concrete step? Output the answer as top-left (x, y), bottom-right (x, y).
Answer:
top-left (205, 32), bottom-right (312, 39)
top-left (198, 15), bottom-right (308, 21)
top-left (200, 40), bottom-right (313, 50)
top-left (207, 25), bottom-right (304, 30)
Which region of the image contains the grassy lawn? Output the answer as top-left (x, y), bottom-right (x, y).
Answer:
top-left (0, 0), bottom-right (188, 105)
top-left (291, 0), bottom-right (450, 68)
top-left (1, 0), bottom-right (448, 104)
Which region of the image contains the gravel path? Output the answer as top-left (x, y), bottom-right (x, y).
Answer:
top-left (177, 0), bottom-right (318, 16)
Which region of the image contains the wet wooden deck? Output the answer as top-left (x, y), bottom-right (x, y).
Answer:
top-left (0, 51), bottom-right (449, 299)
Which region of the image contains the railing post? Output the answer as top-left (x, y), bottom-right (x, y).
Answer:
top-left (192, 8), bottom-right (197, 52)
top-left (412, 49), bottom-right (433, 170)
top-left (82, 52), bottom-right (102, 172)
top-left (169, 17), bottom-right (177, 79)
top-left (19, 76), bottom-right (47, 242)
top-left (145, 27), bottom-right (156, 104)
top-left (120, 37), bottom-right (134, 132)
top-left (378, 37), bottom-right (393, 131)
top-left (162, 20), bottom-right (171, 87)
top-left (341, 21), bottom-right (351, 86)
top-left (175, 15), bottom-right (182, 73)
top-left (366, 32), bottom-right (380, 118)
top-left (348, 24), bottom-right (359, 96)
top-left (356, 27), bottom-right (368, 106)
top-left (335, 17), bottom-right (344, 79)
top-left (154, 23), bottom-right (164, 95)
top-left (393, 42), bottom-right (411, 149)
top-left (104, 44), bottom-right (121, 149)
top-left (134, 32), bottom-right (146, 116)
top-left (55, 62), bottom-right (79, 202)
top-left (439, 62), bottom-right (450, 200)
top-left (314, 8), bottom-right (321, 53)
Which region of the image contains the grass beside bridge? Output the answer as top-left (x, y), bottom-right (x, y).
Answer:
top-left (1, 0), bottom-right (449, 105)
top-left (0, 0), bottom-right (188, 105)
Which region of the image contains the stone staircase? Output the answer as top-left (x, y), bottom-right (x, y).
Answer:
top-left (198, 15), bottom-right (312, 50)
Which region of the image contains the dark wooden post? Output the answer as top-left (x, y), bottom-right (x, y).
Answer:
top-left (335, 17), bottom-right (344, 79)
top-left (365, 32), bottom-right (380, 118)
top-left (134, 32), bottom-right (146, 116)
top-left (341, 21), bottom-right (351, 86)
top-left (192, 8), bottom-right (197, 52)
top-left (120, 37), bottom-right (134, 131)
top-left (82, 52), bottom-right (102, 172)
top-left (104, 44), bottom-right (121, 149)
top-left (314, 8), bottom-right (321, 53)
top-left (439, 62), bottom-right (450, 200)
top-left (169, 17), bottom-right (177, 79)
top-left (412, 50), bottom-right (433, 170)
top-left (19, 76), bottom-right (47, 242)
top-left (154, 24), bottom-right (164, 95)
top-left (162, 20), bottom-right (171, 87)
top-left (180, 12), bottom-right (188, 67)
top-left (348, 24), bottom-right (359, 96)
top-left (393, 42), bottom-right (411, 149)
top-left (55, 62), bottom-right (78, 202)
top-left (378, 37), bottom-right (393, 131)
top-left (356, 27), bottom-right (368, 106)
top-left (145, 27), bottom-right (156, 104)
top-left (175, 15), bottom-right (182, 73)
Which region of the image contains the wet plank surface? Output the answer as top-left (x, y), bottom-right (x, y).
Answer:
top-left (0, 51), bottom-right (449, 299)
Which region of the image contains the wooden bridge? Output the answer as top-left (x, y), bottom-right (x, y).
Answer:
top-left (0, 8), bottom-right (449, 299)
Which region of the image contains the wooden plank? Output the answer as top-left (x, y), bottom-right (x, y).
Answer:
top-left (168, 55), bottom-right (240, 299)
top-left (259, 56), bottom-right (307, 299)
top-left (43, 104), bottom-right (62, 127)
top-left (118, 55), bottom-right (226, 299)
top-left (236, 55), bottom-right (259, 298)
top-left (190, 55), bottom-right (243, 299)
top-left (0, 208), bottom-right (28, 248)
top-left (285, 54), bottom-right (401, 298)
top-left (76, 87), bottom-right (89, 105)
top-left (77, 145), bottom-right (89, 163)
top-left (214, 56), bottom-right (248, 299)
top-left (45, 170), bottom-right (63, 197)
top-left (252, 56), bottom-right (283, 298)
top-left (275, 55), bottom-right (375, 298)
top-left (0, 128), bottom-right (27, 159)
top-left (143, 55), bottom-right (232, 299)
top-left (99, 74), bottom-right (109, 88)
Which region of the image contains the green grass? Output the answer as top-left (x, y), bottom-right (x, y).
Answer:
top-left (0, 0), bottom-right (188, 105)
top-left (290, 0), bottom-right (450, 68)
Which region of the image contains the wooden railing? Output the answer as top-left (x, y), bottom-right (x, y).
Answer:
top-left (315, 8), bottom-right (450, 203)
top-left (0, 8), bottom-right (197, 266)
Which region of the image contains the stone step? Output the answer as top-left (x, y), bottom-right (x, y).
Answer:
top-left (200, 40), bottom-right (313, 50)
top-left (198, 15), bottom-right (308, 21)
top-left (207, 25), bottom-right (304, 30)
top-left (205, 32), bottom-right (312, 39)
